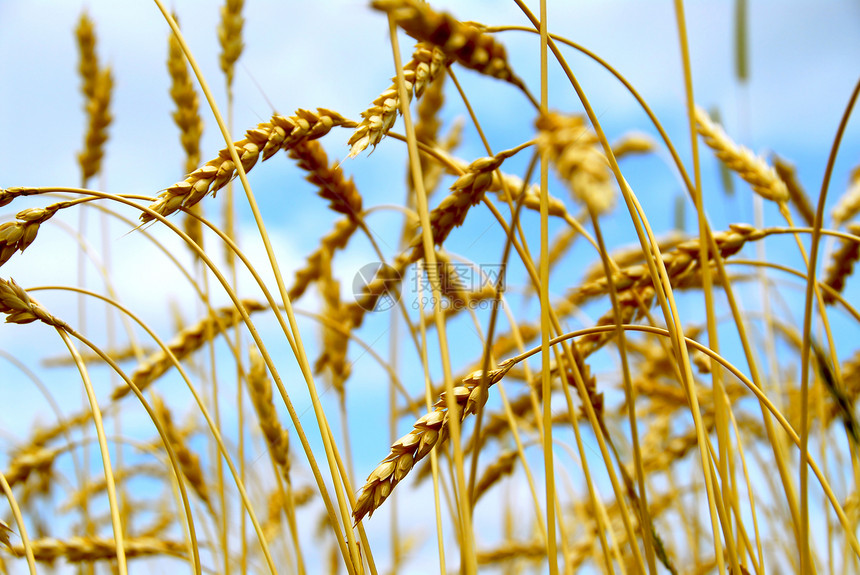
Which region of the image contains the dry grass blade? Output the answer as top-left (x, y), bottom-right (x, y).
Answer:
top-left (352, 359), bottom-right (514, 524)
top-left (142, 108), bottom-right (355, 223)
top-left (694, 106), bottom-right (788, 203)
top-left (111, 299), bottom-right (266, 400)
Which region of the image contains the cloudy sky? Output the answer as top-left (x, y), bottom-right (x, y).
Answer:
top-left (1, 0), bottom-right (859, 571)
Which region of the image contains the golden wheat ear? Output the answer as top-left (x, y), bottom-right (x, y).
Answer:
top-left (352, 358), bottom-right (514, 524)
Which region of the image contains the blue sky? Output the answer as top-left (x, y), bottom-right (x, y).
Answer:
top-left (1, 0), bottom-right (860, 572)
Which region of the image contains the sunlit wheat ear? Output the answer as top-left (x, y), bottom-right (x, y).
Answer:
top-left (112, 299), bottom-right (266, 400)
top-left (247, 345), bottom-right (291, 479)
top-left (5, 536), bottom-right (186, 563)
top-left (831, 167), bottom-right (860, 227)
top-left (409, 148), bottom-right (517, 261)
top-left (352, 358), bottom-right (515, 524)
top-left (0, 205), bottom-right (62, 266)
top-left (823, 222), bottom-right (860, 305)
top-left (289, 139), bottom-right (363, 222)
top-left (78, 67), bottom-right (113, 184)
top-left (773, 155), bottom-right (816, 226)
top-left (313, 251), bottom-right (352, 396)
top-left (694, 106), bottom-right (789, 203)
top-left (217, 0), bottom-right (244, 89)
top-left (536, 111), bottom-right (615, 215)
top-left (570, 223), bottom-right (767, 307)
top-left (75, 12), bottom-right (112, 185)
top-left (75, 12), bottom-right (98, 100)
top-left (372, 0), bottom-right (528, 93)
top-left (150, 394), bottom-right (212, 513)
top-left (0, 519), bottom-right (11, 550)
top-left (167, 13), bottom-right (205, 249)
top-left (142, 108), bottom-right (355, 223)
top-left (289, 218), bottom-right (358, 301)
top-left (167, 14), bottom-right (203, 169)
top-left (347, 251), bottom-right (412, 329)
top-left (5, 445), bottom-right (59, 488)
top-left (348, 42), bottom-right (447, 158)
top-left (611, 132), bottom-right (656, 158)
top-left (0, 277), bottom-right (66, 328)
top-left (472, 449), bottom-right (518, 504)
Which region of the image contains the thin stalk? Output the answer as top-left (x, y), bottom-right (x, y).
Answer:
top-left (386, 14), bottom-right (473, 571)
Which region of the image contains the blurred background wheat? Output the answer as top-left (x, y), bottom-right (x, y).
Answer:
top-left (0, 1), bottom-right (859, 573)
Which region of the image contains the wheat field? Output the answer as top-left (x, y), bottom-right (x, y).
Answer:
top-left (1, 0), bottom-right (859, 573)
